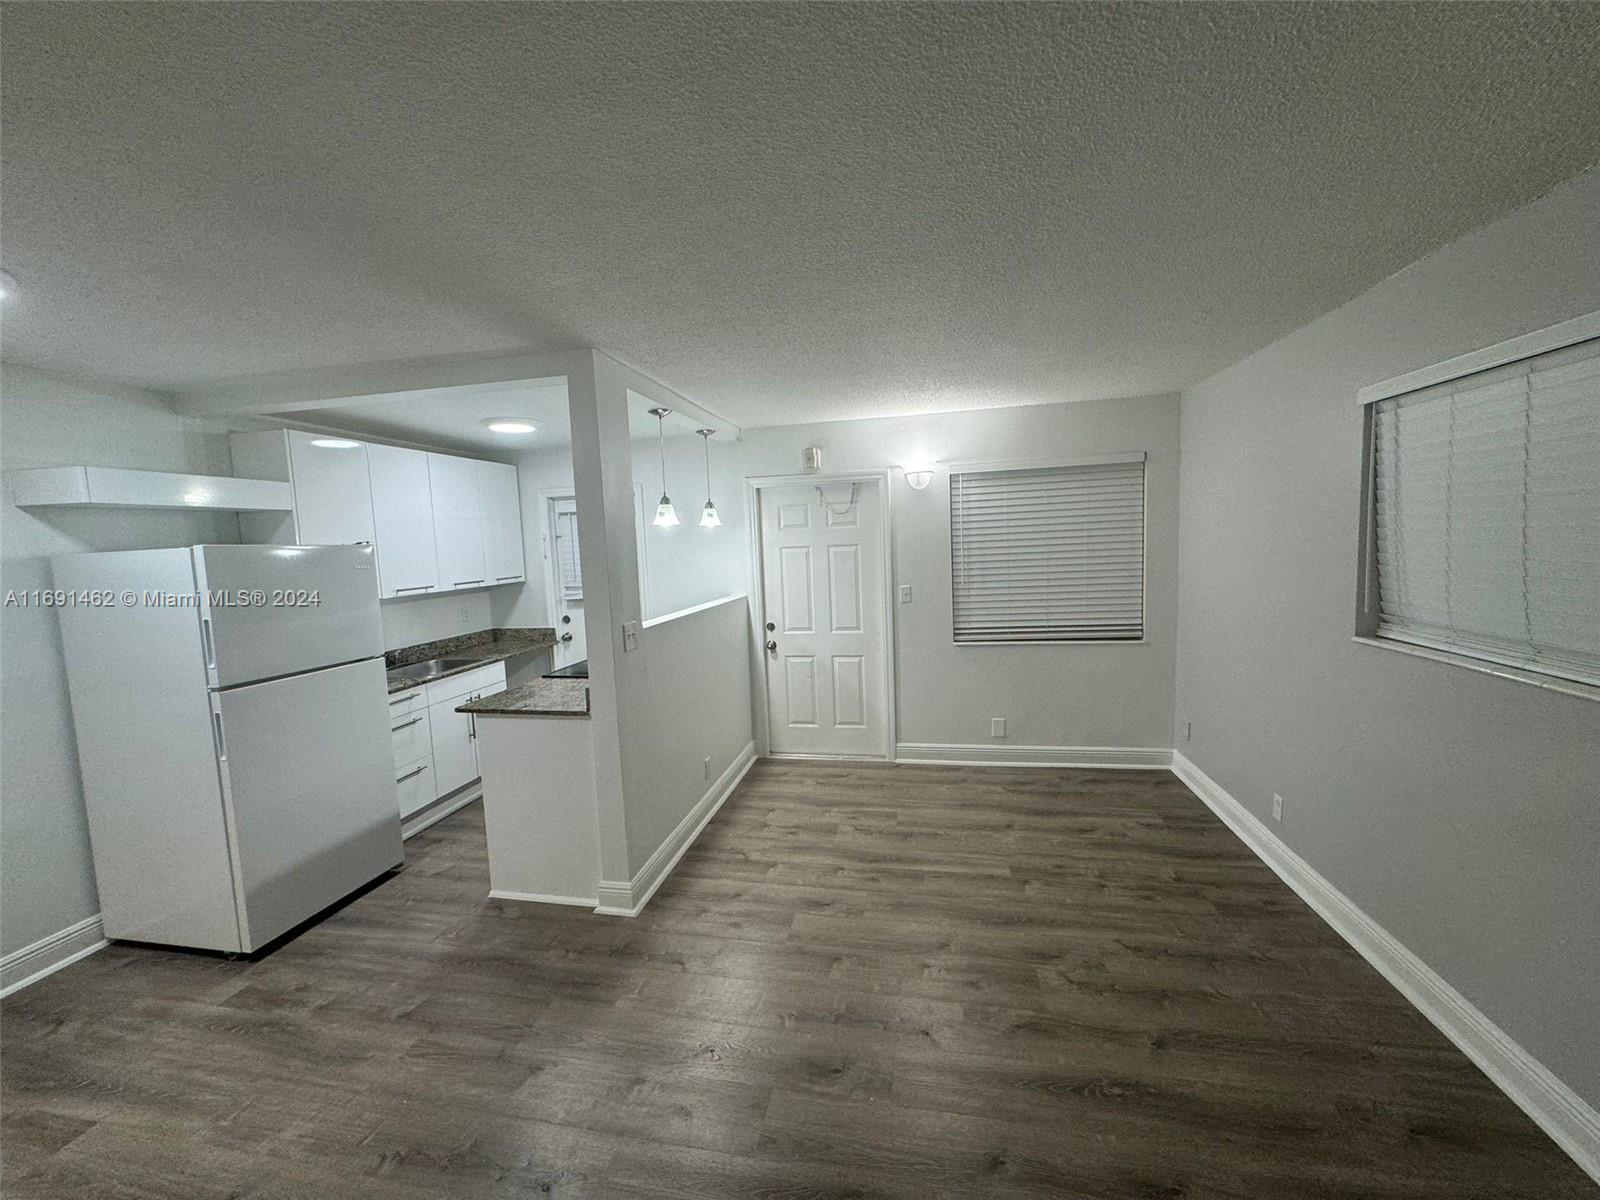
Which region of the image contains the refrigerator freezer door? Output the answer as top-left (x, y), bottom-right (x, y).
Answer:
top-left (194, 544), bottom-right (383, 689)
top-left (213, 657), bottom-right (402, 951)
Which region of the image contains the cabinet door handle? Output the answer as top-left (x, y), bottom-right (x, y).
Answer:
top-left (395, 585), bottom-right (434, 594)
top-left (396, 764), bottom-right (429, 783)
top-left (454, 578), bottom-right (486, 586)
top-left (389, 692), bottom-right (419, 706)
top-left (391, 716), bottom-right (423, 730)
top-left (496, 575), bottom-right (521, 582)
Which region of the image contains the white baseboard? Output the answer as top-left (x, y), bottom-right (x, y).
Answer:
top-left (1, 914), bottom-right (108, 998)
top-left (896, 742), bottom-right (1173, 769)
top-left (401, 783), bottom-right (482, 840)
top-left (595, 741), bottom-right (758, 917)
top-left (488, 889), bottom-right (597, 907)
top-left (1171, 751), bottom-right (1600, 1186)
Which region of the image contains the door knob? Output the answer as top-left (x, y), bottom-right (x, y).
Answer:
top-left (561, 615), bottom-right (571, 624)
top-left (765, 639), bottom-right (778, 653)
top-left (765, 621), bottom-right (775, 632)
top-left (561, 632), bottom-right (574, 643)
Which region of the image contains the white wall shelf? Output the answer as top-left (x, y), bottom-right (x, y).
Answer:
top-left (7, 466), bottom-right (293, 512)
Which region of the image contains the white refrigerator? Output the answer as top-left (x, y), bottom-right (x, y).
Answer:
top-left (54, 544), bottom-right (402, 953)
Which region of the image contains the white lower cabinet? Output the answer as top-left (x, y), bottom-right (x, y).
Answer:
top-left (395, 760), bottom-right (435, 819)
top-left (392, 665), bottom-right (505, 824)
top-left (428, 699), bottom-right (479, 799)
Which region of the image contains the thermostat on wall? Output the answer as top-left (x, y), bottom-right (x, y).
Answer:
top-left (802, 446), bottom-right (823, 471)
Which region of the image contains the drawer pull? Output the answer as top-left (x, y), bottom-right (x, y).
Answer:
top-left (389, 692), bottom-right (419, 705)
top-left (391, 716), bottom-right (423, 731)
top-left (396, 764), bottom-right (429, 783)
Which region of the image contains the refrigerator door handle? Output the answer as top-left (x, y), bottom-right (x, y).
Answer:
top-left (201, 616), bottom-right (216, 670)
top-left (212, 711), bottom-right (227, 760)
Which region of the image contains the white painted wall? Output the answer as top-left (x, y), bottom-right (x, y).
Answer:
top-left (490, 436), bottom-right (747, 629)
top-left (737, 395), bottom-right (1181, 752)
top-left (619, 596), bottom-right (754, 875)
top-left (0, 365), bottom-right (242, 958)
top-left (380, 589), bottom-right (495, 652)
top-left (1174, 170), bottom-right (1600, 1107)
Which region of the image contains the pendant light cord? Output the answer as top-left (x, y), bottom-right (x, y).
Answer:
top-left (658, 415), bottom-right (668, 493)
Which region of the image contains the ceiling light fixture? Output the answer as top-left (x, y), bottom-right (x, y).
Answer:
top-left (0, 269), bottom-right (17, 299)
top-left (696, 429), bottom-right (722, 528)
top-left (483, 418), bottom-right (538, 435)
top-left (310, 437), bottom-right (362, 449)
top-left (649, 407), bottom-right (679, 527)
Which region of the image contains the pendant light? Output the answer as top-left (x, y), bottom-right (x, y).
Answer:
top-left (649, 407), bottom-right (679, 527)
top-left (696, 429), bottom-right (722, 528)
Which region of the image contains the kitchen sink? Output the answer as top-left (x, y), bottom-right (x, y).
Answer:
top-left (389, 656), bottom-right (480, 684)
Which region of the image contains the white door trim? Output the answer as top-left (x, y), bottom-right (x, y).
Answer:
top-left (744, 470), bottom-right (897, 761)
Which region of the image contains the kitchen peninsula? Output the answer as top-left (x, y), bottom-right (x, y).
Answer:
top-left (458, 671), bottom-right (597, 908)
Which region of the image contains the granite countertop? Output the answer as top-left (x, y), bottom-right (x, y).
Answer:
top-left (457, 678), bottom-right (590, 718)
top-left (384, 627), bottom-right (556, 693)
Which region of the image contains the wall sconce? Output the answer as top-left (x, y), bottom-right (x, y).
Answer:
top-left (902, 463), bottom-right (937, 490)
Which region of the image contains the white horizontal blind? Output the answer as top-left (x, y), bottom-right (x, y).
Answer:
top-left (554, 506), bottom-right (583, 600)
top-left (1371, 336), bottom-right (1600, 686)
top-left (951, 458), bottom-right (1145, 642)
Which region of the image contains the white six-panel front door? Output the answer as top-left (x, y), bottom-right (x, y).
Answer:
top-left (759, 480), bottom-right (886, 757)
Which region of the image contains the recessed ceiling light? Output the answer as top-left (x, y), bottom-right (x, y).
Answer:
top-left (0, 269), bottom-right (17, 299)
top-left (483, 418), bottom-right (538, 436)
top-left (309, 437), bottom-right (362, 449)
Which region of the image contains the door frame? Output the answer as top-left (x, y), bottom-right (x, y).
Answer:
top-left (744, 470), bottom-right (898, 762)
top-left (539, 484), bottom-right (652, 662)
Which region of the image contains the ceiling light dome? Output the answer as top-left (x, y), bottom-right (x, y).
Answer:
top-left (483, 418), bottom-right (538, 435)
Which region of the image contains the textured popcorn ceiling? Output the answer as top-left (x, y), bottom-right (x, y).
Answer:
top-left (2, 3), bottom-right (1598, 426)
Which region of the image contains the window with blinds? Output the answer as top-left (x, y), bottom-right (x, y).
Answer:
top-left (950, 455), bottom-right (1145, 643)
top-left (553, 505), bottom-right (583, 601)
top-left (1367, 334), bottom-right (1600, 687)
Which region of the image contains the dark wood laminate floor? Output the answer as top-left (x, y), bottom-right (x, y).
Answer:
top-left (2, 761), bottom-right (1592, 1199)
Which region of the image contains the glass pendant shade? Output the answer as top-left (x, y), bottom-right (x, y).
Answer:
top-left (654, 495), bottom-right (680, 527)
top-left (699, 500), bottom-right (722, 528)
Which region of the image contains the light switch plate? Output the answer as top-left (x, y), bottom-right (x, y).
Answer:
top-left (991, 717), bottom-right (1006, 739)
top-left (899, 584), bottom-right (913, 604)
top-left (622, 620), bottom-right (640, 653)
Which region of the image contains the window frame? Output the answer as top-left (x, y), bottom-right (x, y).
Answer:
top-left (1354, 310), bottom-right (1600, 702)
top-left (947, 451), bottom-right (1149, 647)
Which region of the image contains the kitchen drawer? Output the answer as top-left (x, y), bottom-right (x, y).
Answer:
top-left (387, 685), bottom-right (427, 720)
top-left (425, 662), bottom-right (505, 705)
top-left (390, 706), bottom-right (433, 768)
top-left (394, 758), bottom-right (435, 819)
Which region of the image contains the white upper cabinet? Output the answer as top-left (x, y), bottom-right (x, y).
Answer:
top-left (428, 453), bottom-right (488, 591)
top-left (478, 460), bottom-right (525, 586)
top-left (285, 431), bottom-right (376, 546)
top-left (231, 430), bottom-right (525, 601)
top-left (367, 444), bottom-right (440, 598)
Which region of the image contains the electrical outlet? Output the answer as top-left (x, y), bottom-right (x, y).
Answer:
top-left (1184, 721), bottom-right (1192, 742)
top-left (703, 756), bottom-right (711, 781)
top-left (621, 620), bottom-right (640, 653)
top-left (899, 584), bottom-right (913, 604)
top-left (460, 600), bottom-right (473, 623)
top-left (991, 717), bottom-right (1006, 739)
top-left (1271, 794), bottom-right (1284, 822)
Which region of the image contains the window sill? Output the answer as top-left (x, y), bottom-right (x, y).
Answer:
top-left (1350, 636), bottom-right (1600, 703)
top-left (953, 638), bottom-right (1148, 647)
